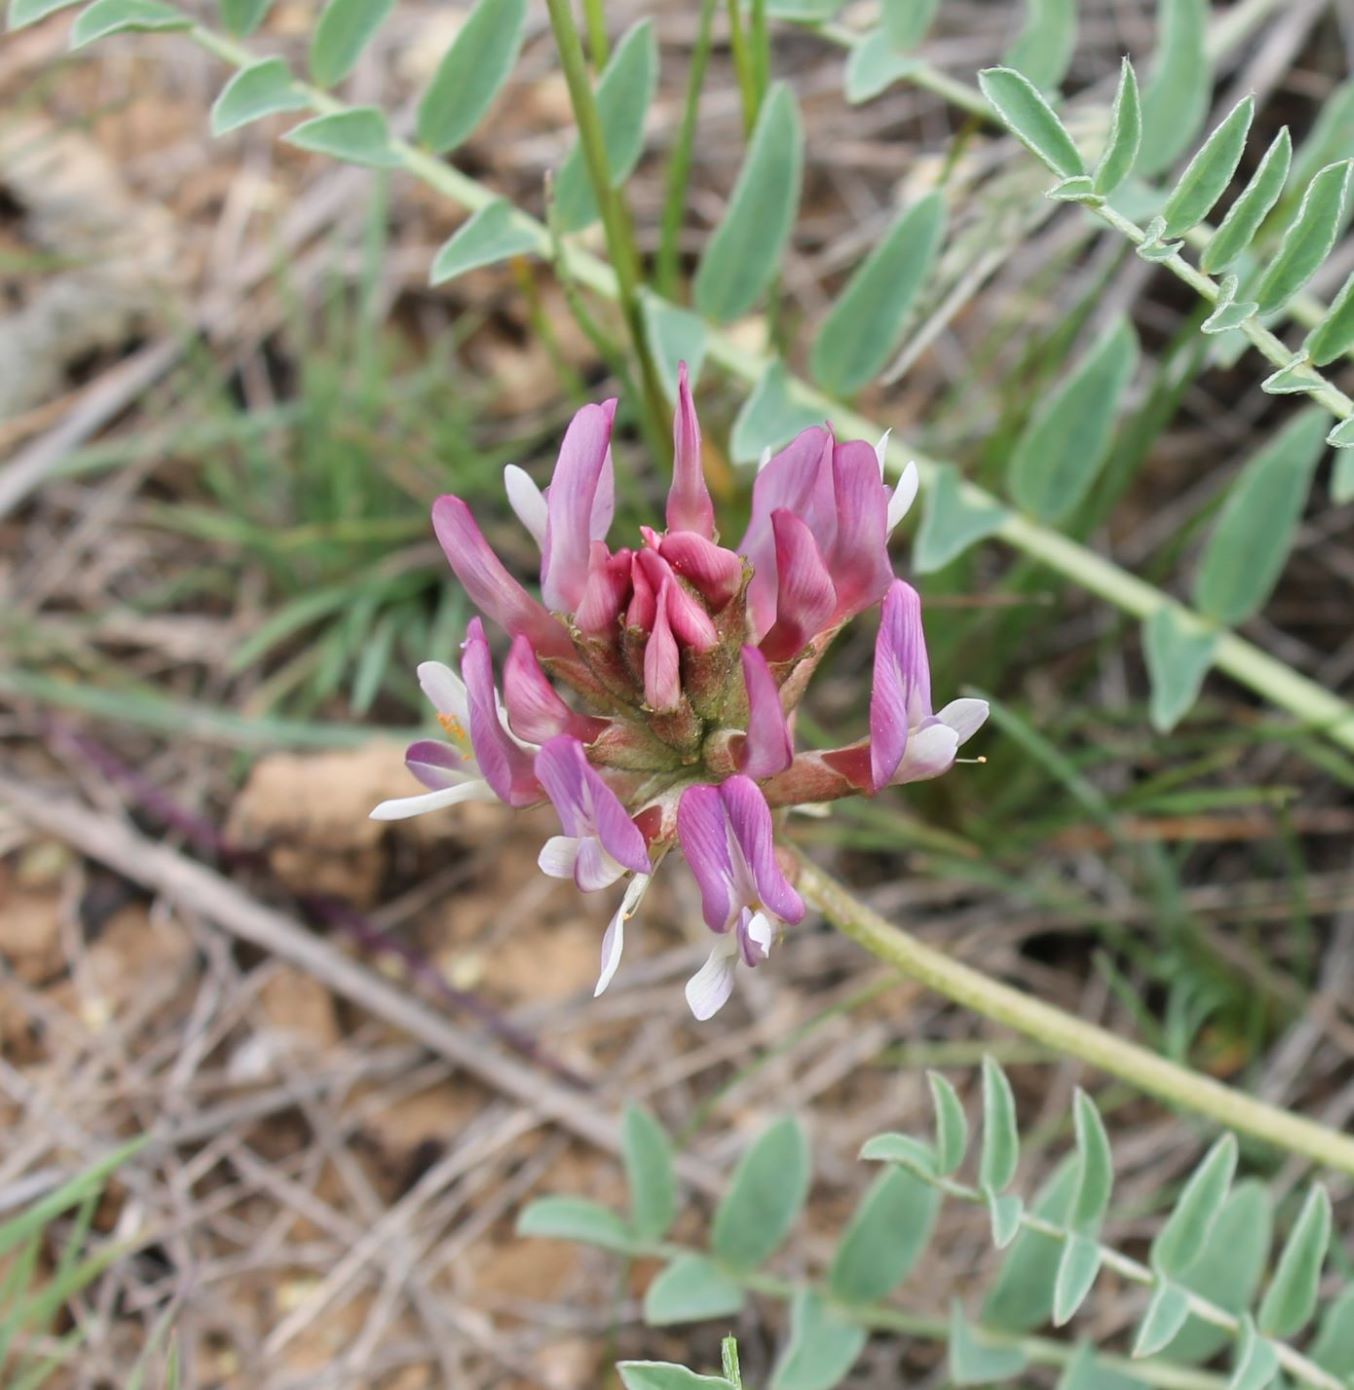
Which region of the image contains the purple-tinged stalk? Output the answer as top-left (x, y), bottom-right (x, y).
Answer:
top-left (373, 368), bottom-right (987, 1017)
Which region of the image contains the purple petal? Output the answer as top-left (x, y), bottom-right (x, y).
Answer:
top-left (405, 739), bottom-right (468, 790)
top-left (461, 618), bottom-right (542, 807)
top-left (534, 736), bottom-right (648, 874)
top-left (431, 495), bottom-right (571, 657)
top-left (541, 401), bottom-right (617, 612)
top-left (574, 543), bottom-right (633, 635)
top-left (666, 362), bottom-right (716, 539)
top-left (677, 784), bottom-right (735, 932)
top-left (760, 509), bottom-right (837, 662)
top-left (503, 636), bottom-right (604, 744)
top-left (739, 425), bottom-right (835, 638)
top-left (826, 439), bottom-right (894, 622)
top-left (719, 775), bottom-right (804, 924)
top-left (644, 585), bottom-right (682, 712)
top-left (626, 551), bottom-right (658, 631)
top-left (659, 531), bottom-right (742, 610)
top-left (739, 646), bottom-right (793, 778)
top-left (868, 581), bottom-right (931, 790)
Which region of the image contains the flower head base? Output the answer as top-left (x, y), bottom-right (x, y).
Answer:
top-left (374, 367), bottom-right (988, 1017)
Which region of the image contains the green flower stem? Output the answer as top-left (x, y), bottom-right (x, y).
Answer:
top-left (633, 1239), bottom-right (1225, 1390)
top-left (182, 22), bottom-right (1354, 755)
top-left (580, 0), bottom-right (609, 68)
top-left (542, 0), bottom-right (671, 456)
top-left (795, 855), bottom-right (1354, 1184)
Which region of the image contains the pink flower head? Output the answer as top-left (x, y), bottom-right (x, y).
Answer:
top-left (535, 735), bottom-right (650, 891)
top-left (676, 777), bottom-right (804, 1018)
top-left (379, 379), bottom-right (989, 1021)
top-left (666, 362), bottom-right (716, 539)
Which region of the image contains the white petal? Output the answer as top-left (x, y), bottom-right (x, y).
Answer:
top-left (538, 835), bottom-right (583, 879)
top-left (574, 838), bottom-right (627, 892)
top-left (504, 464), bottom-right (548, 549)
top-left (874, 428), bottom-right (893, 477)
top-left (369, 779), bottom-right (496, 821)
top-left (935, 696), bottom-right (989, 745)
top-left (886, 460), bottom-right (920, 535)
top-left (594, 873), bottom-right (651, 997)
top-left (743, 909), bottom-right (774, 963)
top-left (888, 721), bottom-right (959, 785)
top-left (417, 661), bottom-right (468, 723)
top-left (684, 936), bottom-right (740, 1021)
top-left (755, 446), bottom-right (773, 473)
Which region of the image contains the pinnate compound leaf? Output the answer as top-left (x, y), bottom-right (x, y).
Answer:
top-left (1328, 417), bottom-right (1354, 449)
top-left (1227, 1317), bottom-right (1280, 1390)
top-left (1150, 1134), bottom-right (1237, 1279)
top-left (1256, 1185), bottom-right (1331, 1338)
top-left (1003, 0), bottom-right (1076, 92)
top-left (1093, 59), bottom-right (1141, 195)
top-left (979, 1058), bottom-right (1018, 1194)
top-left (810, 192), bottom-right (945, 396)
top-left (730, 360), bottom-right (821, 464)
top-left (515, 1196), bottom-right (635, 1252)
top-left (881, 0), bottom-right (940, 52)
top-left (978, 66), bottom-right (1084, 179)
top-left (1164, 1181), bottom-right (1272, 1364)
top-left (1310, 1285), bottom-right (1354, 1377)
top-left (1008, 316), bottom-right (1138, 522)
top-left (1303, 268), bottom-right (1354, 365)
top-left (771, 1290), bottom-right (867, 1390)
top-left (430, 200), bottom-right (538, 283)
top-left (623, 1106), bottom-right (677, 1241)
top-left (828, 1167), bottom-right (939, 1304)
top-left (1253, 161), bottom-right (1354, 316)
top-left (416, 0), bottom-right (526, 154)
top-left (643, 1254), bottom-right (744, 1325)
top-left (914, 465), bottom-right (1008, 573)
top-left (1160, 94), bottom-right (1254, 238)
top-left (859, 1132), bottom-right (936, 1173)
top-left (644, 296), bottom-right (708, 395)
top-left (928, 1071), bottom-right (968, 1176)
top-left (768, 0), bottom-right (841, 13)
top-left (1069, 1090), bottom-right (1113, 1231)
top-left (309, 0), bottom-right (394, 87)
top-left (844, 28), bottom-right (916, 104)
top-left (1138, 0), bottom-right (1208, 178)
top-left (950, 1303), bottom-right (1029, 1384)
top-left (554, 21), bottom-right (658, 231)
top-left (1261, 356), bottom-right (1323, 396)
top-left (619, 1364), bottom-right (734, 1390)
top-left (71, 0), bottom-right (188, 47)
top-left (1193, 409), bottom-right (1327, 627)
top-left (986, 1191), bottom-right (1024, 1249)
top-left (211, 59), bottom-right (308, 137)
top-left (1133, 1281), bottom-right (1192, 1358)
top-left (1199, 128), bottom-right (1292, 274)
top-left (983, 1157), bottom-right (1079, 1331)
top-left (1053, 1235), bottom-right (1102, 1326)
top-left (8, 0), bottom-right (79, 30)
top-left (284, 108), bottom-right (400, 168)
top-left (1143, 607), bottom-right (1217, 734)
top-left (695, 82), bottom-right (803, 322)
top-left (711, 1116), bottom-right (809, 1269)
top-left (218, 0), bottom-right (270, 35)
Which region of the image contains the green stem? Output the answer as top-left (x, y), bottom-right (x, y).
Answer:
top-left (795, 855), bottom-right (1354, 1182)
top-left (179, 23), bottom-right (1354, 755)
top-left (725, 0), bottom-right (759, 135)
top-left (656, 0), bottom-right (719, 298)
top-left (542, 0), bottom-right (671, 453)
top-left (581, 0), bottom-right (608, 67)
